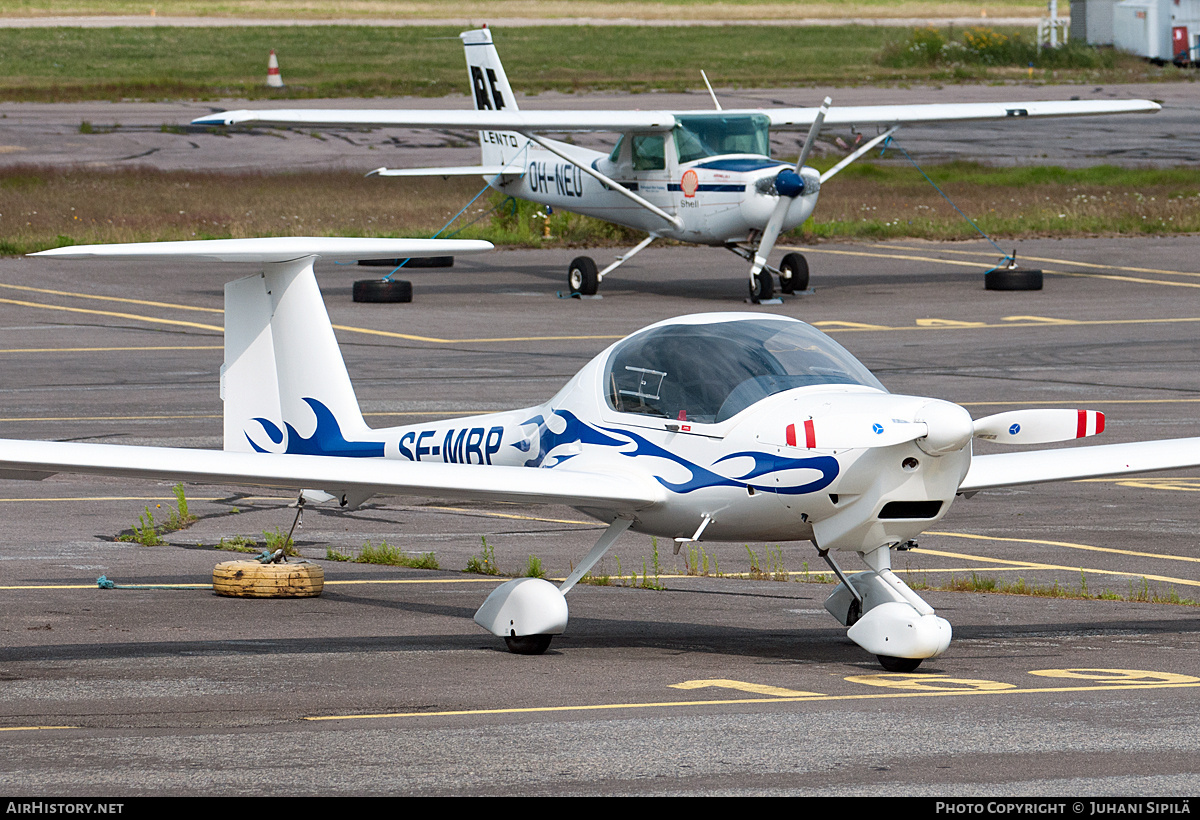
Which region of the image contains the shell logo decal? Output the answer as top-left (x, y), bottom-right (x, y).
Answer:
top-left (680, 169), bottom-right (699, 198)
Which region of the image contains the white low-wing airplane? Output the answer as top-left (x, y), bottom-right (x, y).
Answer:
top-left (192, 28), bottom-right (1161, 300)
top-left (7, 237), bottom-right (1200, 669)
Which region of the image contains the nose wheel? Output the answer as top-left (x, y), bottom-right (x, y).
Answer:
top-left (749, 270), bottom-right (774, 302)
top-left (778, 252), bottom-right (809, 295)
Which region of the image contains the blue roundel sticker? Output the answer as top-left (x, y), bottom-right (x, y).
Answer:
top-left (1009, 423), bottom-right (1021, 435)
top-left (872, 423), bottom-right (884, 434)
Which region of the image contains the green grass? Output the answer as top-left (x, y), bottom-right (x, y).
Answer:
top-left (329, 540), bottom-right (440, 568)
top-left (115, 483), bottom-right (197, 545)
top-left (0, 22), bottom-right (1173, 103)
top-left (7, 161), bottom-right (1200, 256)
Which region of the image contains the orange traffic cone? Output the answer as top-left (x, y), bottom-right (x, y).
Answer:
top-left (267, 50), bottom-right (284, 88)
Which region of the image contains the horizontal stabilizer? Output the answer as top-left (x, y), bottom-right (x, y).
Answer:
top-left (0, 439), bottom-right (666, 512)
top-left (960, 437), bottom-right (1200, 492)
top-left (368, 165), bottom-right (516, 178)
top-left (32, 237), bottom-right (493, 264)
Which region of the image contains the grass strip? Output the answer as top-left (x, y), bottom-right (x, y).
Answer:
top-left (4, 161), bottom-right (1199, 255)
top-left (0, 23), bottom-right (1183, 102)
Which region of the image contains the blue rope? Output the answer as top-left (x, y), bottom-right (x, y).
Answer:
top-left (881, 136), bottom-right (1014, 270)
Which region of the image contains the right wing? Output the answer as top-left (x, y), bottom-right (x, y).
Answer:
top-left (0, 439), bottom-right (666, 513)
top-left (960, 437), bottom-right (1200, 493)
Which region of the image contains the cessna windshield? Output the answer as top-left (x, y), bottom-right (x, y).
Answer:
top-left (606, 319), bottom-right (885, 424)
top-left (674, 114), bottom-right (771, 164)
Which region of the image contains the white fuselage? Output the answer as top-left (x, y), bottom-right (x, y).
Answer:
top-left (485, 134), bottom-right (819, 246)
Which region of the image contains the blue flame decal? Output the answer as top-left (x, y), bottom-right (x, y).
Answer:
top-left (246, 398), bottom-right (384, 457)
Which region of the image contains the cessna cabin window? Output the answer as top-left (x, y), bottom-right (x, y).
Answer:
top-left (631, 135), bottom-right (666, 171)
top-left (606, 319), bottom-right (884, 424)
top-left (674, 114), bottom-right (771, 164)
top-left (608, 135), bottom-right (625, 164)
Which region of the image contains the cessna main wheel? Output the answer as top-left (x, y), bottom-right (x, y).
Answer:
top-left (505, 634), bottom-right (554, 655)
top-left (353, 279), bottom-right (413, 303)
top-left (568, 256), bottom-right (599, 295)
top-left (779, 252), bottom-right (809, 294)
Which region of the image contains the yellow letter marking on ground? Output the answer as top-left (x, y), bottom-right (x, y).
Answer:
top-left (670, 679), bottom-right (824, 698)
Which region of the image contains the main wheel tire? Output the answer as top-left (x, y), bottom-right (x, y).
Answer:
top-left (877, 654), bottom-right (923, 673)
top-left (749, 271), bottom-right (774, 302)
top-left (568, 256), bottom-right (599, 295)
top-left (357, 256), bottom-right (453, 268)
top-left (353, 279), bottom-right (413, 303)
top-left (213, 560), bottom-right (324, 599)
top-left (985, 268), bottom-right (1043, 291)
top-left (504, 634), bottom-right (554, 655)
top-left (779, 252), bottom-right (809, 294)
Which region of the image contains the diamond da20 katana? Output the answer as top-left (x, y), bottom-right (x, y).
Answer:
top-left (4, 237), bottom-right (1200, 670)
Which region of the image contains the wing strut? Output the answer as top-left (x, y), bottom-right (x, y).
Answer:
top-left (520, 132), bottom-right (684, 230)
top-left (558, 518), bottom-right (634, 594)
top-left (819, 126), bottom-right (899, 183)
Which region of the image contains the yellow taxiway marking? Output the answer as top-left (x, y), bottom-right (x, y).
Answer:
top-left (0, 281), bottom-right (225, 313)
top-left (1079, 477), bottom-right (1200, 492)
top-left (330, 323), bottom-right (623, 345)
top-left (878, 244), bottom-right (1200, 280)
top-left (929, 530), bottom-right (1200, 566)
top-left (0, 345), bottom-right (221, 354)
top-left (670, 679), bottom-right (824, 697)
top-left (305, 678), bottom-right (1200, 722)
top-left (0, 725), bottom-right (77, 732)
top-left (0, 413), bottom-right (219, 422)
top-left (793, 245), bottom-right (1200, 290)
top-left (0, 296), bottom-right (224, 332)
top-left (916, 546), bottom-right (1200, 589)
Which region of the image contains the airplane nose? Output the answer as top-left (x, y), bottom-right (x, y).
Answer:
top-left (774, 168), bottom-right (804, 197)
top-left (914, 400), bottom-right (975, 456)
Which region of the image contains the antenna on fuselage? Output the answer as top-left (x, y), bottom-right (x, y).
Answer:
top-left (700, 71), bottom-right (722, 111)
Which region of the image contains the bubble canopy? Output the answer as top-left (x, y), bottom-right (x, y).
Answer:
top-left (605, 318), bottom-right (885, 424)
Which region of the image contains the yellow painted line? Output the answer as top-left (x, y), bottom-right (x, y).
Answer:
top-left (0, 281), bottom-right (224, 312)
top-left (0, 345), bottom-right (221, 354)
top-left (929, 530), bottom-right (1200, 566)
top-left (304, 679), bottom-right (1200, 721)
top-left (324, 577), bottom-right (514, 586)
top-left (1051, 269), bottom-right (1200, 290)
top-left (418, 505), bottom-right (605, 527)
top-left (1078, 477), bottom-right (1200, 491)
top-left (331, 323), bottom-right (623, 345)
top-left (959, 398), bottom-right (1200, 407)
top-left (916, 547), bottom-right (1200, 589)
top-left (0, 726), bottom-right (77, 732)
top-left (0, 414), bottom-right (219, 422)
top-left (879, 244), bottom-right (1200, 279)
top-left (0, 583), bottom-right (208, 590)
top-left (792, 245), bottom-right (1200, 290)
top-left (670, 679), bottom-right (823, 697)
top-left (0, 495), bottom-right (292, 503)
top-left (0, 296), bottom-right (223, 332)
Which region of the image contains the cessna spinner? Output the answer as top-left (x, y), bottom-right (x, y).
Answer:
top-left (193, 28), bottom-right (1161, 300)
top-left (6, 237), bottom-right (1200, 670)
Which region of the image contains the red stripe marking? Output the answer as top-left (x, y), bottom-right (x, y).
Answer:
top-left (1095, 412), bottom-right (1105, 434)
top-left (1076, 409), bottom-right (1087, 439)
top-left (785, 423), bottom-right (796, 447)
top-left (804, 419), bottom-right (816, 448)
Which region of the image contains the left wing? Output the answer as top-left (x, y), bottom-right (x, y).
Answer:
top-left (0, 439), bottom-right (666, 512)
top-left (193, 99), bottom-right (1160, 133)
top-left (960, 437), bottom-right (1200, 493)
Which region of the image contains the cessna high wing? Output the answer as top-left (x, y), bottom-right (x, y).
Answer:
top-left (5, 237), bottom-right (1200, 670)
top-left (192, 28), bottom-right (1161, 300)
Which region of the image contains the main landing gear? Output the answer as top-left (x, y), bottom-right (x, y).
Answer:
top-left (566, 236), bottom-right (657, 296)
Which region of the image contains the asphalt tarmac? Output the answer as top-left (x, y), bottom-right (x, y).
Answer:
top-left (0, 236), bottom-right (1198, 796)
top-left (1, 81), bottom-right (1198, 173)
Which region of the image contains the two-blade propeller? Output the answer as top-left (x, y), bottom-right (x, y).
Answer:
top-left (749, 96), bottom-right (830, 280)
top-left (787, 408), bottom-right (1105, 452)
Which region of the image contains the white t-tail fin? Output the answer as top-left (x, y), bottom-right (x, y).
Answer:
top-left (461, 28), bottom-right (527, 169)
top-left (222, 259), bottom-right (374, 456)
